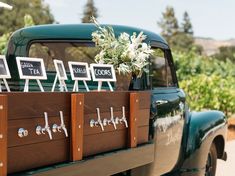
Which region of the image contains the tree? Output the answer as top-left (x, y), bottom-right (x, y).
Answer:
top-left (81, 0), bottom-right (98, 23)
top-left (213, 46), bottom-right (235, 63)
top-left (0, 0), bottom-right (54, 35)
top-left (158, 7), bottom-right (200, 53)
top-left (0, 14), bottom-right (35, 54)
top-left (181, 11), bottom-right (193, 35)
top-left (158, 6), bottom-right (179, 42)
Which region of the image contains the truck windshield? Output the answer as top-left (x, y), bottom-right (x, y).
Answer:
top-left (28, 42), bottom-right (99, 72)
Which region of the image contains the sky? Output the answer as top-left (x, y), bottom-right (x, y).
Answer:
top-left (44, 0), bottom-right (235, 40)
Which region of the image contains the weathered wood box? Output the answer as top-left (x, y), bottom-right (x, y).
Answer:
top-left (0, 91), bottom-right (150, 175)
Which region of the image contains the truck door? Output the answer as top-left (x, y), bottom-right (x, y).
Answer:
top-left (131, 47), bottom-right (186, 176)
top-left (149, 48), bottom-right (186, 175)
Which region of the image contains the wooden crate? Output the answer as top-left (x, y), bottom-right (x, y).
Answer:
top-left (0, 91), bottom-right (150, 175)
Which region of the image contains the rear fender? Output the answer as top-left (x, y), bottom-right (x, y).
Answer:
top-left (180, 110), bottom-right (227, 175)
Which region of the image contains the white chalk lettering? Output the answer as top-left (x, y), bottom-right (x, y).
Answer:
top-left (95, 69), bottom-right (111, 76)
top-left (28, 68), bottom-right (40, 75)
top-left (73, 67), bottom-right (86, 74)
top-left (21, 62), bottom-right (33, 68)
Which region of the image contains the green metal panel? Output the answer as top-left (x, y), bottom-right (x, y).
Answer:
top-left (185, 110), bottom-right (226, 155)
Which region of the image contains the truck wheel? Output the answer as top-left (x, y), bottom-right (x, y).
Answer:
top-left (205, 143), bottom-right (217, 176)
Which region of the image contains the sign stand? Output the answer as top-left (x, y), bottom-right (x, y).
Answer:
top-left (23, 79), bottom-right (29, 92)
top-left (90, 64), bottom-right (116, 92)
top-left (23, 79), bottom-right (44, 92)
top-left (107, 81), bottom-right (113, 91)
top-left (97, 81), bottom-right (113, 92)
top-left (0, 78), bottom-right (10, 92)
top-left (0, 56), bottom-right (11, 92)
top-left (52, 60), bottom-right (68, 92)
top-left (16, 57), bottom-right (47, 92)
top-left (68, 62), bottom-right (91, 92)
top-left (97, 81), bottom-right (102, 91)
top-left (51, 74), bottom-right (68, 92)
top-left (72, 80), bottom-right (89, 92)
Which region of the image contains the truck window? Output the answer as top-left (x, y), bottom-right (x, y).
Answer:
top-left (28, 42), bottom-right (99, 71)
top-left (150, 48), bottom-right (174, 88)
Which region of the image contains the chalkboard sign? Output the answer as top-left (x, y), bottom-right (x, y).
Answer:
top-left (53, 60), bottom-right (67, 80)
top-left (0, 55), bottom-right (11, 79)
top-left (90, 63), bottom-right (116, 82)
top-left (16, 57), bottom-right (47, 80)
top-left (68, 62), bottom-right (91, 80)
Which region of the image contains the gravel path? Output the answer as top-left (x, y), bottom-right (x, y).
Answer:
top-left (216, 140), bottom-right (235, 176)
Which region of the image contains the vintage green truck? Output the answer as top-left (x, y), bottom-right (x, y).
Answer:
top-left (1, 24), bottom-right (227, 176)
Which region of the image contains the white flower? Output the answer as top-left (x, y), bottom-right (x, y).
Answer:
top-left (91, 17), bottom-right (153, 77)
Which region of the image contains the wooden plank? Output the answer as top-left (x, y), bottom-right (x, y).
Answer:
top-left (83, 109), bottom-right (149, 136)
top-left (28, 144), bottom-right (154, 176)
top-left (129, 93), bottom-right (139, 148)
top-left (83, 129), bottom-right (127, 156)
top-left (8, 139), bottom-right (70, 174)
top-left (7, 92), bottom-right (71, 120)
top-left (137, 126), bottom-right (149, 144)
top-left (8, 116), bottom-right (70, 147)
top-left (138, 91), bottom-right (151, 109)
top-left (83, 126), bottom-right (149, 157)
top-left (83, 92), bottom-right (129, 114)
top-left (0, 95), bottom-right (7, 176)
top-left (83, 91), bottom-right (150, 114)
top-left (71, 94), bottom-right (84, 161)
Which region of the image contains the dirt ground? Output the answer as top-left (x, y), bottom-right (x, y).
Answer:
top-left (216, 117), bottom-right (235, 176)
top-left (227, 117), bottom-right (235, 141)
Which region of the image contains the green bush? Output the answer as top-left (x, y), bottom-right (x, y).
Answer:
top-left (173, 50), bottom-right (235, 116)
top-left (180, 74), bottom-right (235, 115)
top-left (0, 32), bottom-right (11, 55)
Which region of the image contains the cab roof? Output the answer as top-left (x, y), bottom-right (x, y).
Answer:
top-left (10, 23), bottom-right (168, 48)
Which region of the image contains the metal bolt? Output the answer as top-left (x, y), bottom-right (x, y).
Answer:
top-left (0, 162), bottom-right (3, 167)
top-left (79, 101), bottom-right (82, 105)
top-left (136, 99), bottom-right (139, 103)
top-left (78, 148), bottom-right (80, 152)
top-left (0, 105), bottom-right (3, 110)
top-left (0, 134), bottom-right (3, 139)
top-left (78, 125), bottom-right (81, 129)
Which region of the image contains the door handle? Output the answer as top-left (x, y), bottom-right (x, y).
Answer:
top-left (155, 100), bottom-right (168, 105)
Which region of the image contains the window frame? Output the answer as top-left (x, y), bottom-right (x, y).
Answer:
top-left (149, 45), bottom-right (178, 89)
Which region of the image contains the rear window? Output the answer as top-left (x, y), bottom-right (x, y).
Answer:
top-left (28, 42), bottom-right (99, 71)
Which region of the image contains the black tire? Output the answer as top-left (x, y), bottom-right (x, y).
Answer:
top-left (205, 143), bottom-right (217, 176)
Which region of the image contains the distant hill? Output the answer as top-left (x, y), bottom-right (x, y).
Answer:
top-left (195, 37), bottom-right (235, 55)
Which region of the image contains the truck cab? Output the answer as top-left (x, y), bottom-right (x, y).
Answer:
top-left (5, 24), bottom-right (227, 176)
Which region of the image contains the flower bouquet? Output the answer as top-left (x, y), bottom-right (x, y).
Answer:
top-left (91, 17), bottom-right (153, 90)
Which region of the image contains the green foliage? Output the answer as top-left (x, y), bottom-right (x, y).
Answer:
top-left (181, 11), bottom-right (193, 35)
top-left (169, 32), bottom-right (194, 53)
top-left (24, 14), bottom-right (35, 27)
top-left (0, 0), bottom-right (54, 35)
top-left (81, 0), bottom-right (98, 23)
top-left (180, 74), bottom-right (235, 115)
top-left (173, 50), bottom-right (235, 80)
top-left (158, 6), bottom-right (179, 42)
top-left (174, 50), bottom-right (235, 116)
top-left (213, 46), bottom-right (235, 63)
top-left (0, 32), bottom-right (11, 54)
top-left (0, 14), bottom-right (35, 55)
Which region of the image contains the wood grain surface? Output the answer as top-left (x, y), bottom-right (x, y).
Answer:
top-left (71, 94), bottom-right (84, 161)
top-left (1, 91), bottom-right (150, 174)
top-left (0, 95), bottom-right (7, 176)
